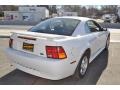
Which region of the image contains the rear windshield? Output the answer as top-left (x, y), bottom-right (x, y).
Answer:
top-left (29, 18), bottom-right (80, 36)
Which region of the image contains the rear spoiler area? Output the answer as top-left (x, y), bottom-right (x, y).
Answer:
top-left (11, 31), bottom-right (69, 40)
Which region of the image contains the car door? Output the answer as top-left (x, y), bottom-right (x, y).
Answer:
top-left (86, 20), bottom-right (102, 59)
top-left (92, 21), bottom-right (108, 48)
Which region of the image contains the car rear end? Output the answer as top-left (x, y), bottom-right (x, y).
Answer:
top-left (6, 32), bottom-right (76, 80)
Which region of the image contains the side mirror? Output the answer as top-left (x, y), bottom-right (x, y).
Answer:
top-left (101, 27), bottom-right (107, 31)
top-left (104, 28), bottom-right (108, 31)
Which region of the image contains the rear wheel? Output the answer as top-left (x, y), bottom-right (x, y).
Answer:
top-left (79, 55), bottom-right (89, 77)
top-left (75, 51), bottom-right (90, 79)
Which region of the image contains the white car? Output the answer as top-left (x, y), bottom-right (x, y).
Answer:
top-left (6, 16), bottom-right (110, 80)
top-left (102, 14), bottom-right (117, 23)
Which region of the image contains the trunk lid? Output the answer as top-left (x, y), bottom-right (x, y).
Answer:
top-left (10, 31), bottom-right (68, 58)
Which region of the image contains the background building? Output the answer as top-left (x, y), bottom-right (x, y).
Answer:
top-left (57, 8), bottom-right (78, 16)
top-left (4, 6), bottom-right (49, 21)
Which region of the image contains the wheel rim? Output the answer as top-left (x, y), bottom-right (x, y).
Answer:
top-left (80, 56), bottom-right (88, 75)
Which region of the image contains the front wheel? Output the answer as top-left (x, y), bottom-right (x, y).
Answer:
top-left (105, 35), bottom-right (110, 50)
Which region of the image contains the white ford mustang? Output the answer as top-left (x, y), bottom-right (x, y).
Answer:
top-left (6, 16), bottom-right (110, 80)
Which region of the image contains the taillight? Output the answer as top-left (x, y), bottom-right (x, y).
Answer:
top-left (46, 46), bottom-right (67, 59)
top-left (9, 38), bottom-right (13, 48)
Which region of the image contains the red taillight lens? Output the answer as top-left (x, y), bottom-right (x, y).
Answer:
top-left (46, 46), bottom-right (67, 59)
top-left (9, 38), bottom-right (13, 48)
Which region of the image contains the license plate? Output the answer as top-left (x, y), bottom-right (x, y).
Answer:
top-left (23, 42), bottom-right (34, 52)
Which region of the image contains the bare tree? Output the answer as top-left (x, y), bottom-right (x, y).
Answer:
top-left (101, 5), bottom-right (117, 14)
top-left (0, 5), bottom-right (18, 11)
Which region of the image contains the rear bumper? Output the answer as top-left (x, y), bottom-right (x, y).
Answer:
top-left (5, 48), bottom-right (73, 80)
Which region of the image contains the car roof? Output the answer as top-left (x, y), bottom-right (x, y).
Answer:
top-left (55, 16), bottom-right (91, 21)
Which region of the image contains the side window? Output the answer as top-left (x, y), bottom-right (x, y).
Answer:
top-left (86, 20), bottom-right (101, 32)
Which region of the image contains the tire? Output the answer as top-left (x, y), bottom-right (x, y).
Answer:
top-left (74, 51), bottom-right (90, 79)
top-left (105, 35), bottom-right (110, 50)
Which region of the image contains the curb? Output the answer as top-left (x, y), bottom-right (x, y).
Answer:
top-left (0, 35), bottom-right (10, 38)
top-left (110, 40), bottom-right (120, 43)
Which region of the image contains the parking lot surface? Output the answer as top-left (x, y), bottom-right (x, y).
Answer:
top-left (0, 38), bottom-right (120, 85)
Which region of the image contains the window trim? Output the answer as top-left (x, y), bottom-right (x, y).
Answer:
top-left (29, 18), bottom-right (81, 36)
top-left (86, 20), bottom-right (102, 33)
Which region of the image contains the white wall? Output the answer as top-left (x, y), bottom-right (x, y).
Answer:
top-left (22, 12), bottom-right (34, 21)
top-left (19, 6), bottom-right (49, 21)
top-left (4, 11), bottom-right (21, 21)
top-left (45, 9), bottom-right (49, 17)
top-left (19, 6), bottom-right (49, 13)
